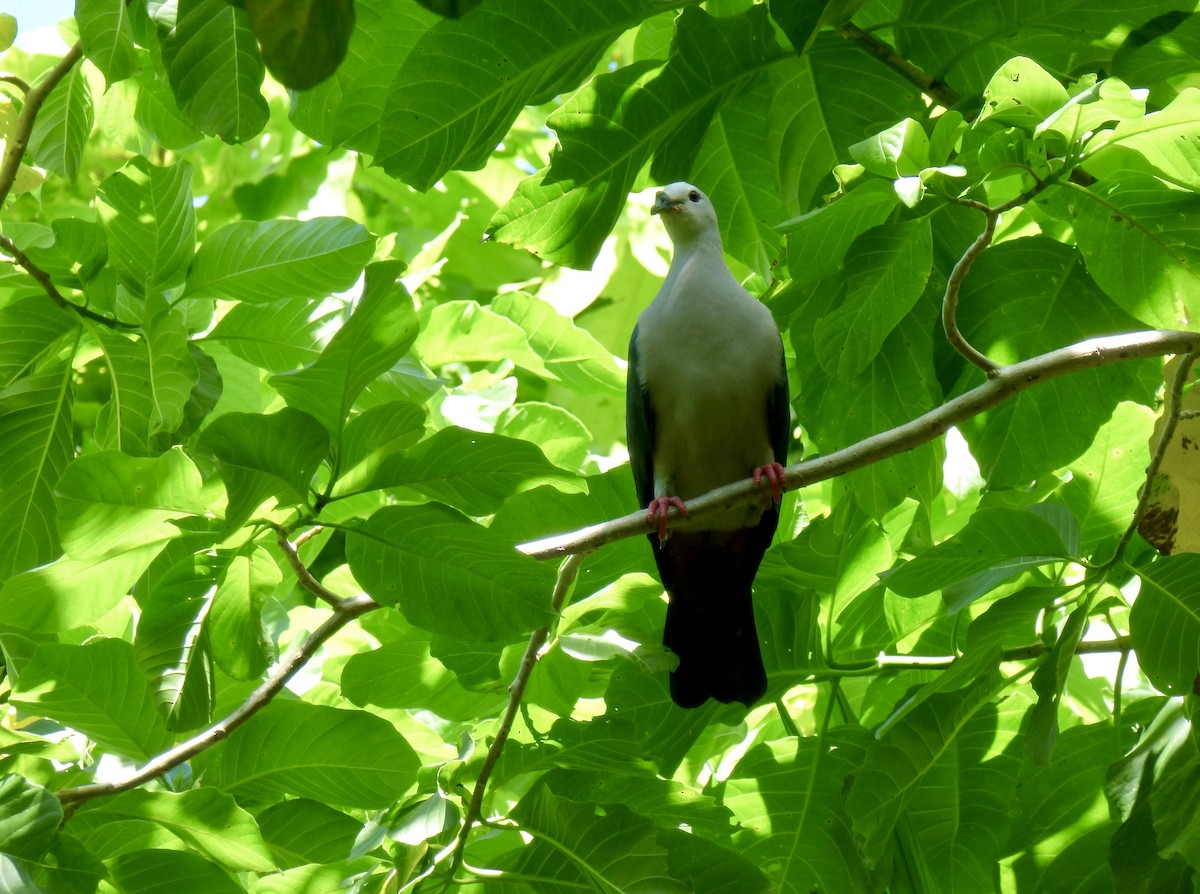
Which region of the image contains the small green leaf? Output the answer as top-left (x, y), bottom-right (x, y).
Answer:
top-left (496, 402), bottom-right (591, 472)
top-left (270, 262), bottom-right (418, 434)
top-left (77, 0), bottom-right (140, 86)
top-left (98, 157), bottom-right (197, 296)
top-left (184, 217), bottom-right (375, 304)
top-left (414, 299), bottom-right (546, 373)
top-left (245, 0), bottom-right (355, 90)
top-left (849, 117), bottom-right (931, 178)
top-left (781, 179), bottom-right (899, 286)
top-left (977, 56), bottom-right (1070, 130)
top-left (335, 400), bottom-right (427, 493)
top-left (208, 548), bottom-right (278, 680)
top-left (196, 699), bottom-right (419, 807)
top-left (1083, 87), bottom-right (1200, 190)
top-left (162, 0), bottom-right (269, 142)
top-left (204, 298), bottom-right (331, 371)
top-left (27, 63), bottom-right (93, 182)
top-left (346, 504), bottom-right (555, 640)
top-left (134, 62), bottom-right (205, 150)
top-left (199, 408), bottom-right (329, 528)
top-left (255, 799), bottom-right (361, 868)
top-left (0, 775), bottom-right (62, 862)
top-left (10, 638), bottom-right (171, 761)
top-left (1131, 555), bottom-right (1200, 696)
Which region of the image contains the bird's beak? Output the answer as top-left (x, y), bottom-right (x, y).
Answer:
top-left (651, 192), bottom-right (675, 216)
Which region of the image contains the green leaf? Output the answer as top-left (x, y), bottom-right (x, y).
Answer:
top-left (1151, 752), bottom-right (1200, 867)
top-left (209, 548), bottom-right (278, 680)
top-left (487, 5), bottom-right (786, 269)
top-left (849, 117), bottom-right (932, 178)
top-left (289, 0), bottom-right (436, 154)
top-left (954, 237), bottom-right (1149, 485)
top-left (781, 179), bottom-right (899, 286)
top-left (9, 638), bottom-right (171, 761)
top-left (0, 775), bottom-right (62, 862)
top-left (98, 157), bottom-right (196, 296)
top-left (341, 639), bottom-right (507, 721)
top-left (496, 402), bottom-right (592, 472)
top-left (204, 298), bottom-right (330, 372)
top-left (1131, 555), bottom-right (1200, 696)
top-left (346, 503), bottom-right (555, 641)
top-left (76, 0), bottom-right (140, 86)
top-left (491, 292), bottom-right (624, 395)
top-left (54, 447), bottom-right (205, 561)
top-left (162, 0), bottom-right (269, 143)
top-left (196, 699), bottom-right (418, 807)
top-left (19, 217), bottom-right (109, 286)
top-left (726, 733), bottom-right (873, 893)
top-left (883, 507), bottom-right (1069, 608)
top-left (245, 0), bottom-right (354, 90)
top-left (353, 425), bottom-right (585, 513)
top-left (89, 325), bottom-right (157, 455)
top-left (376, 0), bottom-right (661, 190)
top-left (0, 361), bottom-right (74, 580)
top-left (198, 408), bottom-right (329, 528)
top-left (255, 799), bottom-right (361, 868)
top-left (1114, 12), bottom-right (1200, 106)
top-left (144, 308), bottom-right (199, 434)
top-left (134, 61), bottom-right (205, 151)
top-left (71, 789), bottom-right (274, 872)
top-left (977, 56), bottom-right (1070, 129)
top-left (27, 63), bottom-right (92, 182)
top-left (184, 216), bottom-right (375, 304)
top-left (414, 299), bottom-right (546, 374)
top-left (270, 263), bottom-right (418, 434)
top-left (812, 219), bottom-right (932, 378)
top-left (109, 848), bottom-right (246, 894)
top-left (1083, 87), bottom-right (1200, 190)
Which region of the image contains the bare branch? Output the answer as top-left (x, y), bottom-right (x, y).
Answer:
top-left (520, 330), bottom-right (1200, 560)
top-left (56, 586), bottom-right (378, 806)
top-left (0, 73), bottom-right (31, 96)
top-left (942, 205), bottom-right (1002, 376)
top-left (449, 551), bottom-right (589, 871)
top-left (0, 232), bottom-right (139, 330)
top-left (0, 41), bottom-right (83, 209)
top-left (272, 523), bottom-right (347, 608)
top-left (835, 22), bottom-right (960, 109)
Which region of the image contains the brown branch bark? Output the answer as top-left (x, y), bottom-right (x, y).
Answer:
top-left (0, 41), bottom-right (83, 209)
top-left (520, 329), bottom-right (1200, 560)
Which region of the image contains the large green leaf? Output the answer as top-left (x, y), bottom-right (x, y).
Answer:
top-left (414, 298), bottom-right (548, 373)
top-left (1082, 87), bottom-right (1200, 190)
top-left (98, 157), bottom-right (196, 297)
top-left (198, 408), bottom-right (329, 528)
top-left (9, 638), bottom-right (171, 761)
top-left (76, 0), bottom-right (139, 86)
top-left (195, 699), bottom-right (418, 807)
top-left (208, 548), bottom-right (278, 680)
top-left (376, 0), bottom-right (661, 189)
top-left (346, 503), bottom-right (555, 641)
top-left (204, 299), bottom-right (331, 372)
top-left (109, 848), bottom-right (245, 894)
top-left (1131, 554), bottom-right (1200, 696)
top-left (54, 447), bottom-right (205, 561)
top-left (69, 789), bottom-right (274, 872)
top-left (1066, 174), bottom-right (1200, 328)
top-left (162, 0), bottom-right (269, 143)
top-left (27, 62), bottom-right (92, 182)
top-left (184, 217), bottom-right (375, 304)
top-left (782, 179), bottom-right (899, 285)
top-left (349, 425), bottom-right (585, 513)
top-left (0, 361), bottom-right (74, 580)
top-left (0, 775), bottom-right (61, 862)
top-left (487, 5), bottom-right (787, 269)
top-left (255, 799), bottom-right (361, 868)
top-left (245, 0), bottom-right (355, 90)
top-left (270, 262), bottom-right (418, 436)
top-left (1113, 12), bottom-right (1200, 105)
top-left (333, 400), bottom-right (427, 494)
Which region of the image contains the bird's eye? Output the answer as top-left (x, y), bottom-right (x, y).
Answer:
top-left (688, 190), bottom-right (701, 202)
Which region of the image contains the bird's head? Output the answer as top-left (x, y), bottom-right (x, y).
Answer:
top-left (651, 182), bottom-right (719, 246)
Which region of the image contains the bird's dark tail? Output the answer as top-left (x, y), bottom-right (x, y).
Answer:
top-left (655, 528), bottom-right (770, 708)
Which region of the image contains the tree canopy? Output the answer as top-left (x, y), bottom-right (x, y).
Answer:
top-left (2, 0), bottom-right (1200, 891)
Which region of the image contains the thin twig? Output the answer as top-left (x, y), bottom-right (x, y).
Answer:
top-left (0, 73), bottom-right (31, 95)
top-left (835, 23), bottom-right (960, 109)
top-left (56, 593), bottom-right (379, 806)
top-left (272, 523), bottom-right (346, 608)
top-left (1107, 348), bottom-right (1200, 567)
top-left (448, 551), bottom-right (589, 873)
top-left (0, 41), bottom-right (83, 209)
top-left (519, 330), bottom-right (1200, 559)
top-left (942, 205), bottom-right (1001, 376)
top-left (0, 232), bottom-right (139, 330)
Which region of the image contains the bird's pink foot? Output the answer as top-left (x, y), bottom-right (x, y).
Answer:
top-left (647, 495), bottom-right (688, 541)
top-left (753, 462), bottom-right (787, 505)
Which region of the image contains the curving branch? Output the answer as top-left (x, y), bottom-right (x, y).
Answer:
top-left (520, 329), bottom-right (1200, 560)
top-left (0, 41), bottom-right (83, 209)
top-left (942, 203), bottom-right (1002, 376)
top-left (449, 551), bottom-right (589, 872)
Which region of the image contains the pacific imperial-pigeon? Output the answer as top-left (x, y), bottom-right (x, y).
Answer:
top-left (626, 182), bottom-right (790, 708)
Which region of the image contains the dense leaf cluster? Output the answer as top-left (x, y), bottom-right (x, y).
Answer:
top-left (2, 0), bottom-right (1200, 891)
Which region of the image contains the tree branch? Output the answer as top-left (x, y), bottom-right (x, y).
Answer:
top-left (449, 551), bottom-right (589, 872)
top-left (0, 73), bottom-right (31, 96)
top-left (942, 204), bottom-right (1002, 376)
top-left (520, 329), bottom-right (1200, 559)
top-left (0, 232), bottom-right (139, 330)
top-left (835, 22), bottom-right (960, 109)
top-left (56, 562), bottom-right (379, 806)
top-left (271, 523), bottom-right (347, 608)
top-left (0, 41), bottom-right (83, 209)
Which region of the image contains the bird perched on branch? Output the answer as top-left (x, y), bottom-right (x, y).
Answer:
top-left (626, 182), bottom-right (790, 709)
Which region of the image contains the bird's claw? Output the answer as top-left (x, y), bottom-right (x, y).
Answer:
top-left (753, 462), bottom-right (787, 506)
top-left (647, 495), bottom-right (689, 542)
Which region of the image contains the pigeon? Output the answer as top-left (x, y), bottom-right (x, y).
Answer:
top-left (626, 182), bottom-right (790, 708)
